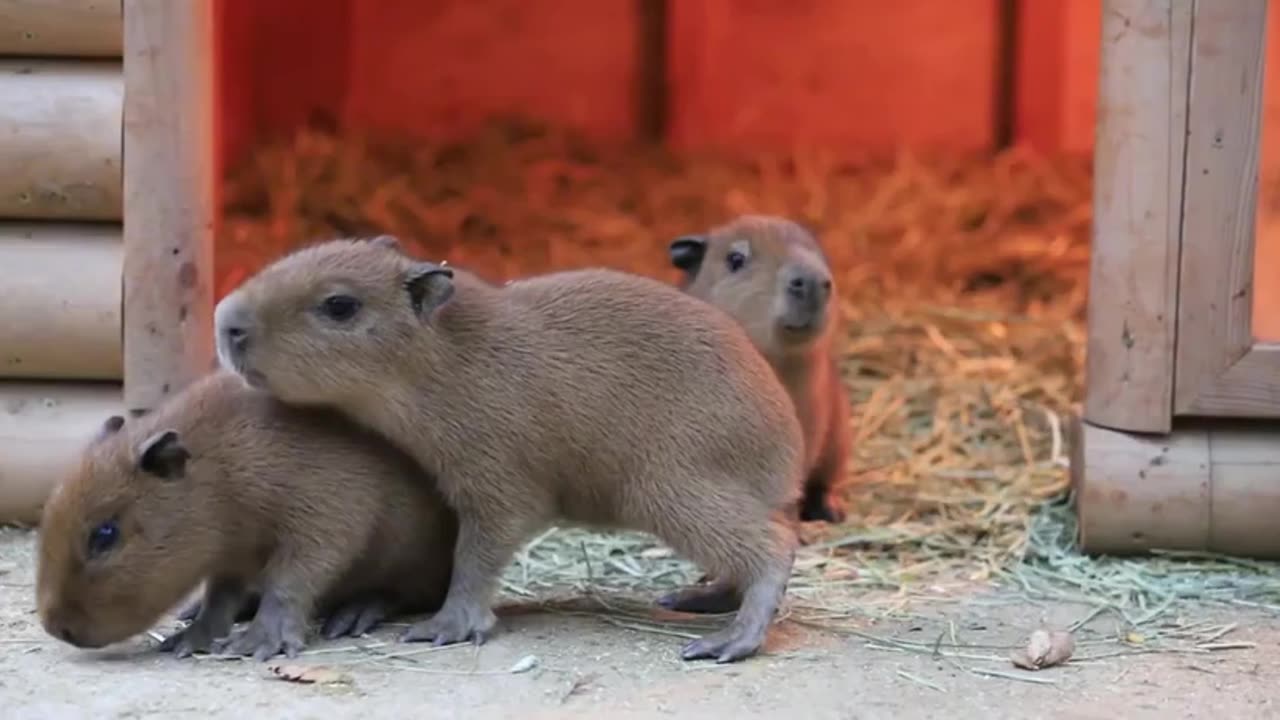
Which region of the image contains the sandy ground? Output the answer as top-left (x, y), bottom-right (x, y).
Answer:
top-left (2, 528), bottom-right (1277, 720)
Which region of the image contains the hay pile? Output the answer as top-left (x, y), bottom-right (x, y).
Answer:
top-left (220, 118), bottom-right (1279, 631)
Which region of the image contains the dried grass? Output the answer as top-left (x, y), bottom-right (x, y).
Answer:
top-left (220, 117), bottom-right (1280, 638)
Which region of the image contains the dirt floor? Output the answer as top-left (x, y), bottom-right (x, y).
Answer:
top-left (3, 528), bottom-right (1277, 720)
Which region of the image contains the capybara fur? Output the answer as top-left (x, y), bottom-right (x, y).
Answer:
top-left (213, 236), bottom-right (805, 663)
top-left (670, 215), bottom-right (852, 524)
top-left (36, 370), bottom-right (457, 661)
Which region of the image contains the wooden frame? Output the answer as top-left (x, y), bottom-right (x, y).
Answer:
top-left (1084, 0), bottom-right (1193, 434)
top-left (1173, 0), bottom-right (1280, 418)
top-left (121, 0), bottom-right (216, 414)
top-left (1077, 0), bottom-right (1280, 558)
top-left (1086, 0), bottom-right (1280, 429)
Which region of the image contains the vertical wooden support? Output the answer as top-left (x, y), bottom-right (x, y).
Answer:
top-left (122, 0), bottom-right (215, 413)
top-left (1083, 0), bottom-right (1193, 434)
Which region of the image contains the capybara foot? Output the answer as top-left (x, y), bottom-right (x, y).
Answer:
top-left (680, 622), bottom-right (767, 664)
top-left (159, 623), bottom-right (221, 659)
top-left (400, 604), bottom-right (495, 646)
top-left (322, 598), bottom-right (389, 639)
top-left (799, 487), bottom-right (846, 524)
top-left (214, 597), bottom-right (307, 661)
top-left (657, 581), bottom-right (740, 614)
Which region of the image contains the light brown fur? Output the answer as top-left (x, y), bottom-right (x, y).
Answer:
top-left (670, 215), bottom-right (852, 525)
top-left (36, 370), bottom-right (457, 660)
top-left (213, 237), bottom-right (805, 663)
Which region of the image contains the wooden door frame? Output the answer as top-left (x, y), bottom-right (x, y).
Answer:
top-left (1173, 0), bottom-right (1280, 418)
top-left (1086, 0), bottom-right (1280, 430)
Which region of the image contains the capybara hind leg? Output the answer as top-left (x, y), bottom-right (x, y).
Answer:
top-left (651, 497), bottom-right (796, 663)
top-left (680, 521), bottom-right (794, 663)
top-left (401, 513), bottom-right (530, 647)
top-left (657, 581), bottom-right (740, 614)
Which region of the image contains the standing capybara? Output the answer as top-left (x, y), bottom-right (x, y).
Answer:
top-left (36, 370), bottom-right (457, 660)
top-left (669, 215), bottom-right (852, 524)
top-left (212, 235), bottom-right (806, 663)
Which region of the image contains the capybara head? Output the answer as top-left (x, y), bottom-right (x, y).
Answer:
top-left (37, 416), bottom-right (213, 649)
top-left (669, 215), bottom-right (836, 354)
top-left (214, 236), bottom-right (455, 406)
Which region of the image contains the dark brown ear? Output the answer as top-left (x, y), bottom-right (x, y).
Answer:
top-left (369, 235), bottom-right (401, 251)
top-left (669, 235), bottom-right (708, 275)
top-left (404, 262), bottom-right (455, 317)
top-left (137, 430), bottom-right (190, 480)
top-left (94, 415), bottom-right (126, 442)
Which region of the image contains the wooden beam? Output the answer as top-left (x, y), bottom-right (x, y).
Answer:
top-left (0, 60), bottom-right (122, 220)
top-left (1074, 418), bottom-right (1280, 559)
top-left (0, 381), bottom-right (121, 525)
top-left (1083, 0), bottom-right (1193, 434)
top-left (0, 0), bottom-right (123, 57)
top-left (122, 0), bottom-right (215, 414)
top-left (0, 223), bottom-right (121, 381)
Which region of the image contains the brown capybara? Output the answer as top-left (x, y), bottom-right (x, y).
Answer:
top-left (212, 236), bottom-right (805, 663)
top-left (669, 215), bottom-right (852, 525)
top-left (36, 370), bottom-right (457, 661)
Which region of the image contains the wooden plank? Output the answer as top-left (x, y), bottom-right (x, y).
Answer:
top-left (122, 0), bottom-right (216, 413)
top-left (1173, 0), bottom-right (1280, 417)
top-left (1075, 419), bottom-right (1280, 559)
top-left (0, 381), bottom-right (121, 525)
top-left (1083, 0), bottom-right (1192, 433)
top-left (0, 223), bottom-right (121, 380)
top-left (0, 0), bottom-right (122, 58)
top-left (342, 0), bottom-right (640, 142)
top-left (0, 60), bottom-right (121, 221)
top-left (666, 0), bottom-right (1001, 155)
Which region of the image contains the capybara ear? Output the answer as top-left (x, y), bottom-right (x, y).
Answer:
top-left (369, 235), bottom-right (401, 252)
top-left (94, 415), bottom-right (126, 442)
top-left (403, 262), bottom-right (455, 317)
top-left (137, 430), bottom-right (190, 480)
top-left (669, 235), bottom-right (708, 274)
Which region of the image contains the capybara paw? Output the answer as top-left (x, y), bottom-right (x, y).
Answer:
top-left (799, 489), bottom-right (846, 524)
top-left (322, 599), bottom-right (388, 640)
top-left (680, 625), bottom-right (765, 664)
top-left (159, 625), bottom-right (218, 659)
top-left (656, 583), bottom-right (740, 615)
top-left (215, 620), bottom-right (306, 661)
top-left (400, 606), bottom-right (496, 647)
top-left (175, 599), bottom-right (202, 623)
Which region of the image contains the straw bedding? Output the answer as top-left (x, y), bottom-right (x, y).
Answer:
top-left (218, 119), bottom-right (1280, 639)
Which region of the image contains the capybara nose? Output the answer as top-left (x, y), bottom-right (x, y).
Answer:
top-left (785, 270), bottom-right (833, 304)
top-left (214, 296), bottom-right (252, 354)
top-left (224, 325), bottom-right (248, 351)
top-left (786, 275), bottom-right (813, 301)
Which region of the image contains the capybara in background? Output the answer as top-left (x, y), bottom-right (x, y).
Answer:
top-left (670, 215), bottom-right (852, 524)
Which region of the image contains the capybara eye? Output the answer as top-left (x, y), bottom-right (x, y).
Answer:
top-left (86, 520), bottom-right (119, 557)
top-left (320, 295), bottom-right (362, 322)
top-left (726, 251), bottom-right (747, 272)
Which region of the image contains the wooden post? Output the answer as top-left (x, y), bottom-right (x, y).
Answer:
top-left (1075, 419), bottom-right (1280, 559)
top-left (1083, 0), bottom-right (1193, 434)
top-left (121, 0), bottom-right (215, 414)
